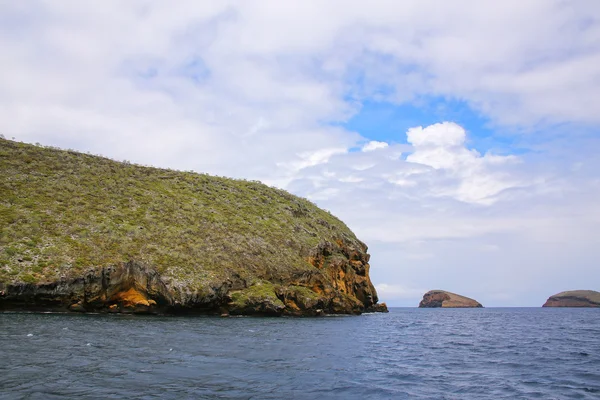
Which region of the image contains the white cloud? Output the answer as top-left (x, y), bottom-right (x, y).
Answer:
top-left (375, 284), bottom-right (427, 302)
top-left (362, 141), bottom-right (389, 152)
top-left (280, 147), bottom-right (349, 173)
top-left (406, 123), bottom-right (466, 148)
top-left (405, 122), bottom-right (523, 204)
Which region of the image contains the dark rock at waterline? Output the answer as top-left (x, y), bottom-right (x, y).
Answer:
top-left (0, 257), bottom-right (387, 316)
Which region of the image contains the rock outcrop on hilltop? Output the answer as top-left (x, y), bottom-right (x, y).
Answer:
top-left (542, 290), bottom-right (600, 307)
top-left (0, 139), bottom-right (387, 316)
top-left (419, 290), bottom-right (483, 308)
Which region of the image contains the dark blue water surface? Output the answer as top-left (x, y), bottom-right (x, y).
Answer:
top-left (1, 308), bottom-right (599, 399)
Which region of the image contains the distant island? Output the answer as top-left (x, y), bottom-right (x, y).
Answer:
top-left (419, 290), bottom-right (483, 308)
top-left (0, 139), bottom-right (387, 316)
top-left (542, 290), bottom-right (600, 307)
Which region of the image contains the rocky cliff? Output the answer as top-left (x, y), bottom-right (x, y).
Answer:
top-left (0, 139), bottom-right (387, 315)
top-left (542, 290), bottom-right (600, 307)
top-left (418, 290), bottom-right (483, 308)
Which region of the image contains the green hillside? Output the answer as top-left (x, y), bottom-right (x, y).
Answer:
top-left (0, 138), bottom-right (384, 315)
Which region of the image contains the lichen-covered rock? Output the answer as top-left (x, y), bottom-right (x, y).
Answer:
top-left (0, 251), bottom-right (387, 316)
top-left (419, 290), bottom-right (483, 308)
top-left (0, 139), bottom-right (387, 316)
top-left (542, 290), bottom-right (600, 307)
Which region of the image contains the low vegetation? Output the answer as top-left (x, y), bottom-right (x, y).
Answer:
top-left (0, 138), bottom-right (360, 291)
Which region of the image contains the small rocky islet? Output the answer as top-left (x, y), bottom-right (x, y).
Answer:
top-left (0, 139), bottom-right (387, 316)
top-left (418, 290), bottom-right (483, 308)
top-left (542, 290), bottom-right (600, 307)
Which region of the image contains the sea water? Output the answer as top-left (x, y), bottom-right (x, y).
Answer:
top-left (1, 308), bottom-right (598, 399)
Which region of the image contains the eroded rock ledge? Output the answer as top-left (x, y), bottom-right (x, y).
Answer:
top-left (0, 238), bottom-right (388, 316)
top-left (542, 290), bottom-right (600, 307)
top-left (419, 290), bottom-right (483, 308)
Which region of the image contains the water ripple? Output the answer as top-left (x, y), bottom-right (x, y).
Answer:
top-left (0, 308), bottom-right (599, 399)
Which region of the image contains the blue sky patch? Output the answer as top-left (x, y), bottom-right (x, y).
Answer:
top-left (342, 96), bottom-right (530, 156)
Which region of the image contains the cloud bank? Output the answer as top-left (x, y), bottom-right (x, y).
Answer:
top-left (1, 1), bottom-right (599, 305)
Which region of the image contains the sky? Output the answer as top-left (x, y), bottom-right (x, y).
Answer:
top-left (1, 1), bottom-right (599, 306)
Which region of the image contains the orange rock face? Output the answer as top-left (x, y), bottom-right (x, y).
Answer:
top-left (542, 290), bottom-right (600, 307)
top-left (303, 238), bottom-right (384, 314)
top-left (112, 287), bottom-right (157, 309)
top-left (419, 290), bottom-right (483, 308)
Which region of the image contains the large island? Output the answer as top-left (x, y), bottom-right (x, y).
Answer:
top-left (542, 290), bottom-right (600, 307)
top-left (0, 139), bottom-right (387, 316)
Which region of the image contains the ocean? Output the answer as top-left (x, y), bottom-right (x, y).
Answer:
top-left (1, 308), bottom-right (598, 399)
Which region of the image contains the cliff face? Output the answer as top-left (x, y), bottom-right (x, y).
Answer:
top-left (0, 139), bottom-right (387, 316)
top-left (0, 248), bottom-right (384, 316)
top-left (542, 290), bottom-right (600, 307)
top-left (419, 290), bottom-right (483, 308)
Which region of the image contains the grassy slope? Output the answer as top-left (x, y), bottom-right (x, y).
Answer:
top-left (0, 139), bottom-right (360, 290)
